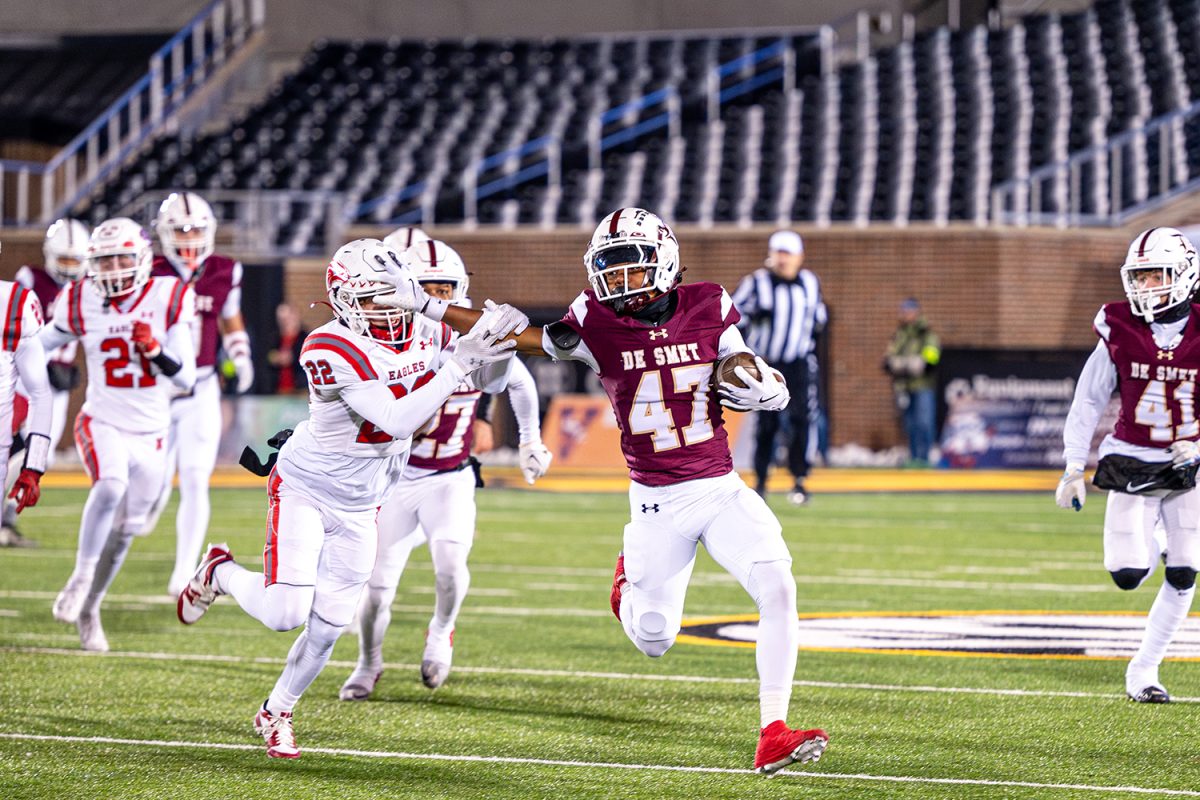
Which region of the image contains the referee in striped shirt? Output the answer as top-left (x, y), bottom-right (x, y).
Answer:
top-left (731, 231), bottom-right (826, 505)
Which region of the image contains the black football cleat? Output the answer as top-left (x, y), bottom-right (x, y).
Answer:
top-left (1128, 685), bottom-right (1171, 704)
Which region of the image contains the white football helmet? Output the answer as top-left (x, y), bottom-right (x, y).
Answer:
top-left (87, 217), bottom-right (154, 300)
top-left (327, 238), bottom-right (414, 346)
top-left (1122, 227), bottom-right (1200, 322)
top-left (155, 191), bottom-right (216, 272)
top-left (400, 239), bottom-right (470, 306)
top-left (43, 218), bottom-right (91, 283)
top-left (382, 225), bottom-right (431, 253)
top-left (584, 207), bottom-right (681, 314)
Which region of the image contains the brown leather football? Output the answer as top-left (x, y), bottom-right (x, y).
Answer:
top-left (712, 352), bottom-right (760, 389)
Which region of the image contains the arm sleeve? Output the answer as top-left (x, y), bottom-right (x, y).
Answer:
top-left (159, 318), bottom-right (198, 391)
top-left (503, 357), bottom-right (541, 443)
top-left (339, 359), bottom-right (470, 441)
top-left (1062, 339), bottom-right (1118, 467)
top-left (221, 261), bottom-right (244, 319)
top-left (12, 294), bottom-right (51, 470)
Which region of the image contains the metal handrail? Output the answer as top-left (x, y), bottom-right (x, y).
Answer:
top-left (991, 99), bottom-right (1200, 227)
top-left (358, 33), bottom-right (806, 226)
top-left (0, 0), bottom-right (264, 226)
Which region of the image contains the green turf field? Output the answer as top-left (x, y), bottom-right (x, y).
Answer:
top-left (1, 488), bottom-right (1197, 799)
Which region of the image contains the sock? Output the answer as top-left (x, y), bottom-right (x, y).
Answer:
top-left (80, 529), bottom-right (136, 616)
top-left (429, 541), bottom-right (470, 635)
top-left (75, 479), bottom-right (126, 569)
top-left (746, 560), bottom-right (799, 729)
top-left (1129, 580), bottom-right (1196, 678)
top-left (356, 585), bottom-right (397, 672)
top-left (267, 610), bottom-right (345, 714)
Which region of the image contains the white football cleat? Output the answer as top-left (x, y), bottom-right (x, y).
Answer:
top-left (52, 570), bottom-right (94, 624)
top-left (421, 627), bottom-right (454, 690)
top-left (339, 667), bottom-right (383, 701)
top-left (253, 705), bottom-right (300, 759)
top-left (77, 611), bottom-right (109, 653)
top-left (177, 542), bottom-right (233, 625)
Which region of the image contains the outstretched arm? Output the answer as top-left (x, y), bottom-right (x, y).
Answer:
top-left (439, 304), bottom-right (547, 357)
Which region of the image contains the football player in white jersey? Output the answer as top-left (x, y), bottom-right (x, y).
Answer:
top-left (175, 238), bottom-right (522, 759)
top-left (45, 218), bottom-right (197, 651)
top-left (143, 192), bottom-right (254, 597)
top-left (339, 240), bottom-right (552, 700)
top-left (0, 238), bottom-right (54, 530)
top-left (1, 219), bottom-right (88, 546)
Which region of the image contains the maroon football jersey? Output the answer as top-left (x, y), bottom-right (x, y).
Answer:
top-left (1099, 301), bottom-right (1200, 447)
top-left (408, 388), bottom-right (483, 471)
top-left (152, 254), bottom-right (239, 368)
top-left (16, 265), bottom-right (64, 314)
top-left (558, 282), bottom-right (740, 486)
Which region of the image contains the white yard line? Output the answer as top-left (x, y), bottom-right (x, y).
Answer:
top-left (0, 732), bottom-right (1194, 796)
top-left (4, 645), bottom-right (1197, 703)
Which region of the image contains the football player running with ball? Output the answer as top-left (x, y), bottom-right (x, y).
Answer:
top-left (1058, 227), bottom-right (1200, 704)
top-left (339, 239), bottom-right (552, 700)
top-left (176, 239), bottom-right (521, 759)
top-left (46, 218), bottom-right (197, 651)
top-left (387, 208), bottom-right (828, 775)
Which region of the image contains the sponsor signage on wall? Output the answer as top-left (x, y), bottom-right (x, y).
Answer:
top-left (936, 349), bottom-right (1114, 469)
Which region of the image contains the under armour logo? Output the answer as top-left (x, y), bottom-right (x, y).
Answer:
top-left (419, 340), bottom-right (429, 350)
top-left (1158, 349), bottom-right (1175, 360)
top-left (641, 503), bottom-right (660, 513)
top-left (648, 329), bottom-right (668, 340)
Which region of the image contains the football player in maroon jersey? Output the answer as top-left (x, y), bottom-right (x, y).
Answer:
top-left (385, 208), bottom-right (828, 775)
top-left (146, 192), bottom-right (254, 596)
top-left (1059, 226), bottom-right (1200, 704)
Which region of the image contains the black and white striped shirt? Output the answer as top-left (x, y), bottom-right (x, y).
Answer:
top-left (730, 268), bottom-right (827, 364)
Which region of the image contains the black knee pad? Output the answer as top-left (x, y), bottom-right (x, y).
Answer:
top-left (1110, 567), bottom-right (1150, 591)
top-left (1165, 566), bottom-right (1197, 591)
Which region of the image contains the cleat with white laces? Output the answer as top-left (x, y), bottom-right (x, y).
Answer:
top-left (339, 667), bottom-right (383, 701)
top-left (177, 542), bottom-right (233, 625)
top-left (420, 628), bottom-right (454, 690)
top-left (77, 611), bottom-right (109, 652)
top-left (754, 721), bottom-right (828, 776)
top-left (253, 704), bottom-right (300, 759)
top-left (52, 570), bottom-right (94, 624)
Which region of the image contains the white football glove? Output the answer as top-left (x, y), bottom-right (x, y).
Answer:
top-left (481, 299), bottom-right (530, 339)
top-left (518, 440), bottom-right (553, 485)
top-left (717, 356), bottom-right (790, 412)
top-left (1169, 440), bottom-right (1200, 470)
top-left (448, 311), bottom-right (517, 372)
top-left (1055, 463), bottom-right (1086, 511)
top-left (233, 356), bottom-right (255, 394)
top-left (374, 259), bottom-right (451, 321)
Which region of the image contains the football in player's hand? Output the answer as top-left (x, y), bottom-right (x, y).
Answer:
top-left (712, 352), bottom-right (760, 389)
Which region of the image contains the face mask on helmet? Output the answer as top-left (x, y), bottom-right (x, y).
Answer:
top-left (87, 218), bottom-right (153, 300)
top-left (326, 239), bottom-right (415, 347)
top-left (1121, 227), bottom-right (1200, 323)
top-left (584, 208), bottom-right (681, 315)
top-left (155, 192), bottom-right (216, 272)
top-left (44, 218), bottom-right (90, 283)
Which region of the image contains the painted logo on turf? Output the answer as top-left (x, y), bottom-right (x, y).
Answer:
top-left (677, 611), bottom-right (1200, 661)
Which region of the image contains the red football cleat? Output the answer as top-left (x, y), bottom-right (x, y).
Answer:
top-left (610, 552), bottom-right (627, 620)
top-left (754, 721), bottom-right (828, 775)
top-left (254, 706), bottom-right (300, 759)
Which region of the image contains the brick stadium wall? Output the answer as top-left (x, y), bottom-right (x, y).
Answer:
top-left (0, 225), bottom-right (1133, 450)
